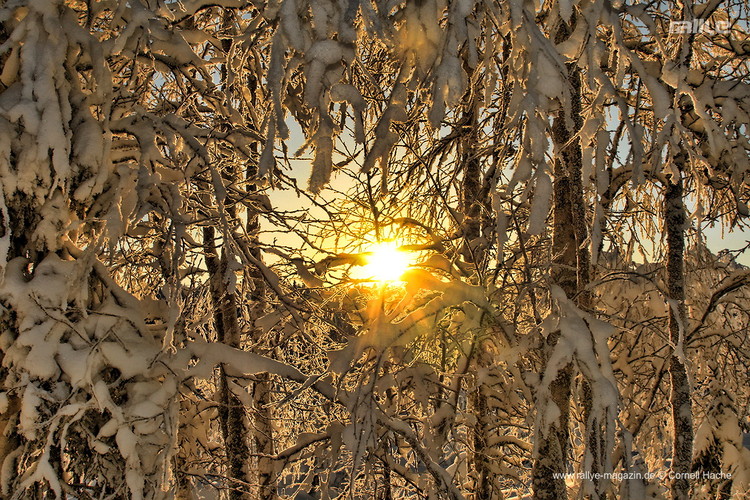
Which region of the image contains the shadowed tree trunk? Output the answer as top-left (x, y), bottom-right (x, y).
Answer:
top-left (246, 170), bottom-right (277, 500)
top-left (533, 23), bottom-right (576, 500)
top-left (0, 370), bottom-right (19, 500)
top-left (562, 53), bottom-right (608, 500)
top-left (532, 132), bottom-right (575, 500)
top-left (241, 39), bottom-right (277, 498)
top-left (200, 18), bottom-right (255, 497)
top-left (203, 226), bottom-right (252, 500)
top-left (207, 14), bottom-right (276, 497)
top-left (459, 105), bottom-right (494, 500)
top-left (664, 158), bottom-right (693, 500)
top-left (461, 34), bottom-right (512, 497)
top-left (665, 11), bottom-right (695, 496)
top-left (533, 10), bottom-right (600, 498)
top-left (0, 214), bottom-right (39, 500)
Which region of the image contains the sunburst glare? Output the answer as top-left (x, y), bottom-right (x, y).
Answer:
top-left (354, 241), bottom-right (412, 283)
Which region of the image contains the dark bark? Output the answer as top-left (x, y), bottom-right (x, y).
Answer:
top-left (561, 56), bottom-right (607, 500)
top-left (460, 106), bottom-right (491, 498)
top-left (245, 109), bottom-right (277, 500)
top-left (0, 392), bottom-right (20, 499)
top-left (532, 67), bottom-right (575, 500)
top-left (532, 110), bottom-right (575, 497)
top-left (460, 108), bottom-right (483, 266)
top-left (532, 351), bottom-right (571, 500)
top-left (533, 12), bottom-right (596, 499)
top-left (209, 16), bottom-right (276, 497)
top-left (664, 164), bottom-right (693, 500)
top-left (203, 226), bottom-right (252, 500)
top-left (204, 20), bottom-right (252, 496)
top-left (459, 103), bottom-right (502, 499)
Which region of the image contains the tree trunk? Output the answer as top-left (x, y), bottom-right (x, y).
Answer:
top-left (458, 103), bottom-right (500, 499)
top-left (0, 393), bottom-right (19, 499)
top-left (664, 163), bottom-right (693, 500)
top-left (562, 57), bottom-right (609, 500)
top-left (203, 226), bottom-right (252, 500)
top-left (243, 58), bottom-right (277, 496)
top-left (533, 13), bottom-right (589, 499)
top-left (246, 207), bottom-right (276, 500)
top-left (533, 145), bottom-right (575, 495)
top-left (212, 15), bottom-right (276, 497)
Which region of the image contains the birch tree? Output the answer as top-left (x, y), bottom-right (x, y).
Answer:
top-left (1, 1), bottom-right (750, 499)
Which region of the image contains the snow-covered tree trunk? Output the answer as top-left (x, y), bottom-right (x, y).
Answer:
top-left (533, 14), bottom-right (588, 499)
top-left (558, 49), bottom-right (609, 500)
top-left (203, 226), bottom-right (252, 499)
top-left (245, 168), bottom-right (276, 500)
top-left (0, 230), bottom-right (22, 495)
top-left (459, 105), bottom-right (496, 498)
top-left (533, 100), bottom-right (576, 500)
top-left (0, 2), bottom-right (190, 497)
top-left (223, 15), bottom-right (276, 495)
top-left (460, 109), bottom-right (483, 265)
top-left (250, 332), bottom-right (275, 500)
top-left (692, 368), bottom-right (750, 499)
top-left (664, 161), bottom-right (693, 500)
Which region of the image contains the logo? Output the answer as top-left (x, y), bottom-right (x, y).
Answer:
top-left (669, 19), bottom-right (730, 35)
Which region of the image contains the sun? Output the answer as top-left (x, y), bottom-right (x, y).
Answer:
top-left (356, 241), bottom-right (412, 283)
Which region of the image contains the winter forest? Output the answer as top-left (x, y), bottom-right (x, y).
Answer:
top-left (2, 0), bottom-right (750, 499)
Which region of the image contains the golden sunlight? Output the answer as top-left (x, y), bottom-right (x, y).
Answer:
top-left (356, 241), bottom-right (412, 283)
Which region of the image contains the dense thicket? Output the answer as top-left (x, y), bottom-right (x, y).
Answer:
top-left (0, 1), bottom-right (749, 499)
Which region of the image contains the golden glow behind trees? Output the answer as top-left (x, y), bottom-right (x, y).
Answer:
top-left (354, 242), bottom-right (413, 283)
top-left (1, 1), bottom-right (750, 499)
